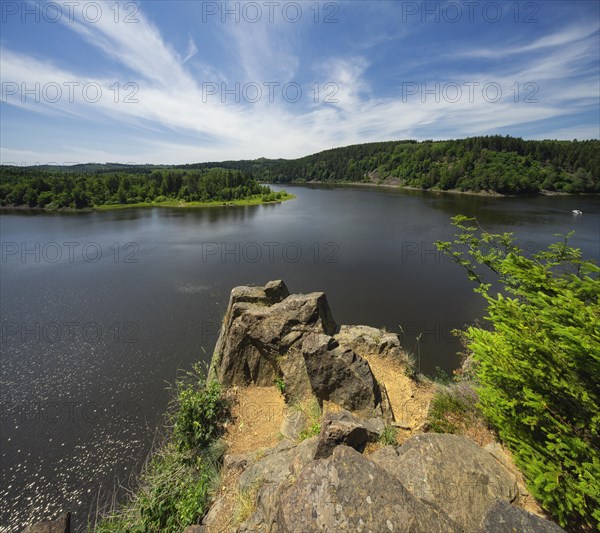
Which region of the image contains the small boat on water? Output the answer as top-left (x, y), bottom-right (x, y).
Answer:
top-left (572, 210), bottom-right (583, 215)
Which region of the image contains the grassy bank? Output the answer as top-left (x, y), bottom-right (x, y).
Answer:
top-left (93, 365), bottom-right (229, 532)
top-left (94, 192), bottom-right (295, 211)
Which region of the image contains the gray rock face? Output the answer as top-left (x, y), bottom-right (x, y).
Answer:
top-left (314, 411), bottom-right (369, 459)
top-left (370, 433), bottom-right (519, 532)
top-left (210, 281), bottom-right (388, 417)
top-left (236, 437), bottom-right (319, 532)
top-left (239, 438), bottom-right (317, 493)
top-left (22, 513), bottom-right (70, 533)
top-left (335, 324), bottom-right (409, 362)
top-left (299, 333), bottom-right (383, 416)
top-left (481, 500), bottom-right (566, 532)
top-left (275, 446), bottom-right (459, 532)
top-left (279, 410), bottom-right (307, 441)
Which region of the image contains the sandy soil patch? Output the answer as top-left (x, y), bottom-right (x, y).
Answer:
top-left (207, 386), bottom-right (285, 533)
top-left (362, 354), bottom-right (434, 444)
top-left (223, 386), bottom-right (285, 455)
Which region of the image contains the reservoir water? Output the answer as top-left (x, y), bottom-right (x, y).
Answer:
top-left (1, 184), bottom-right (598, 531)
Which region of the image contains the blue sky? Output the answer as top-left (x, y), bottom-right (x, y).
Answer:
top-left (1, 0), bottom-right (599, 165)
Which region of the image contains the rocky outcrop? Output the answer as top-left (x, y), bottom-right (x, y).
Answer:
top-left (210, 281), bottom-right (392, 418)
top-left (334, 324), bottom-right (410, 363)
top-left (276, 446), bottom-right (459, 532)
top-left (369, 433), bottom-right (519, 532)
top-left (217, 431), bottom-right (565, 533)
top-left (206, 281), bottom-right (565, 533)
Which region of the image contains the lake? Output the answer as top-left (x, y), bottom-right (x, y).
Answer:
top-left (1, 184), bottom-right (598, 531)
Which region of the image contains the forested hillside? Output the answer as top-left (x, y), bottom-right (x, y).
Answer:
top-left (256, 136), bottom-right (599, 194)
top-left (1, 137), bottom-right (598, 208)
top-left (0, 167), bottom-right (275, 209)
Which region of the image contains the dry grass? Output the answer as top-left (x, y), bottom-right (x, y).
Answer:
top-left (205, 468), bottom-right (242, 533)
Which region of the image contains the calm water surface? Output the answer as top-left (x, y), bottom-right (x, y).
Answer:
top-left (1, 185), bottom-right (598, 531)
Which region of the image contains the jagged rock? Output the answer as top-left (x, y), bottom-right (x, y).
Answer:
top-left (362, 416), bottom-right (386, 438)
top-left (22, 513), bottom-right (70, 533)
top-left (280, 410), bottom-right (307, 441)
top-left (200, 493), bottom-right (225, 527)
top-left (236, 438), bottom-right (319, 532)
top-left (299, 333), bottom-right (384, 416)
top-left (370, 434), bottom-right (518, 532)
top-left (263, 279), bottom-right (290, 302)
top-left (314, 411), bottom-right (369, 459)
top-left (278, 348), bottom-right (314, 402)
top-left (323, 408), bottom-right (387, 440)
top-left (335, 324), bottom-right (409, 362)
top-left (210, 282), bottom-right (389, 417)
top-left (238, 438), bottom-right (317, 493)
top-left (481, 500), bottom-right (566, 532)
top-left (231, 280), bottom-right (289, 306)
top-left (211, 288), bottom-right (336, 388)
top-left (275, 445), bottom-right (459, 532)
top-left (208, 281), bottom-right (290, 384)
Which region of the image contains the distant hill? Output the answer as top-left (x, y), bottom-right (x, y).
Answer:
top-left (246, 136), bottom-right (600, 194)
top-left (3, 136), bottom-right (599, 197)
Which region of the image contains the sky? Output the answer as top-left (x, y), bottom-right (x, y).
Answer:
top-left (1, 0), bottom-right (599, 165)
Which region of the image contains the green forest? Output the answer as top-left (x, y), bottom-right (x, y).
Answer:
top-left (253, 136), bottom-right (599, 193)
top-left (1, 136), bottom-right (598, 208)
top-left (0, 167), bottom-right (280, 209)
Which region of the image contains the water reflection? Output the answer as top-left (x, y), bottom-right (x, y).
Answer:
top-left (0, 186), bottom-right (598, 531)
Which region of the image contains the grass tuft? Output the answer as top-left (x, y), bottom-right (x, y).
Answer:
top-left (94, 364), bottom-right (229, 532)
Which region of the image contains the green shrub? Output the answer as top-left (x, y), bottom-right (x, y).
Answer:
top-left (173, 365), bottom-right (228, 453)
top-left (378, 425), bottom-right (397, 446)
top-left (437, 216), bottom-right (600, 531)
top-left (299, 421), bottom-right (321, 441)
top-left (274, 377), bottom-right (286, 394)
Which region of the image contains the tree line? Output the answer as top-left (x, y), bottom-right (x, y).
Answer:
top-left (0, 167), bottom-right (273, 208)
top-left (2, 136), bottom-right (598, 207)
top-left (254, 136), bottom-right (599, 194)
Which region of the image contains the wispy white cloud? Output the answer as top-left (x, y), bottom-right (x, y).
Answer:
top-left (181, 37), bottom-right (198, 65)
top-left (454, 24), bottom-right (599, 59)
top-left (1, 5), bottom-right (598, 165)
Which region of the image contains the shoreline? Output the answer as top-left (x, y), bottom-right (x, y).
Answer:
top-left (0, 193), bottom-right (296, 213)
top-left (276, 180), bottom-right (598, 198)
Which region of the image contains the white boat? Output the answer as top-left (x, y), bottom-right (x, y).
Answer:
top-left (572, 210), bottom-right (583, 215)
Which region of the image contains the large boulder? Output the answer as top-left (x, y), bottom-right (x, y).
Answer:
top-left (370, 434), bottom-right (519, 532)
top-left (235, 437), bottom-right (319, 532)
top-left (275, 445), bottom-right (458, 532)
top-left (210, 282), bottom-right (389, 417)
top-left (296, 333), bottom-right (383, 416)
top-left (314, 410), bottom-right (369, 459)
top-left (335, 324), bottom-right (409, 362)
top-left (238, 438), bottom-right (318, 493)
